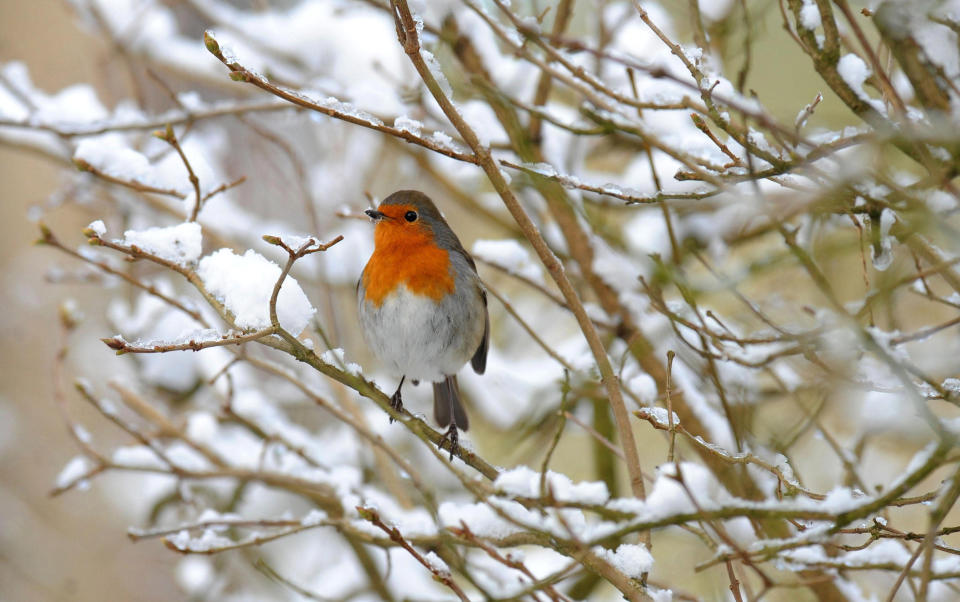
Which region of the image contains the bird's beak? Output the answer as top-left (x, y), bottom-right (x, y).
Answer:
top-left (365, 209), bottom-right (387, 221)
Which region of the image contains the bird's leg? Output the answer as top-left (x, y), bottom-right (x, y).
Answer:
top-left (440, 420), bottom-right (460, 460)
top-left (440, 425), bottom-right (460, 460)
top-left (389, 375), bottom-right (405, 423)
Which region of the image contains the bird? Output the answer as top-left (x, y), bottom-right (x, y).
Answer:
top-left (357, 190), bottom-right (489, 457)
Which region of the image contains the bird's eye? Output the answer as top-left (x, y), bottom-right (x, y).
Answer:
top-left (404, 211), bottom-right (418, 222)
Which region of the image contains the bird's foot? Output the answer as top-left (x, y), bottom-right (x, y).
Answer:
top-left (439, 424), bottom-right (460, 460)
top-left (389, 389), bottom-right (403, 424)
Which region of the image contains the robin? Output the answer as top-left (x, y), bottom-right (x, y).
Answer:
top-left (358, 190), bottom-right (489, 457)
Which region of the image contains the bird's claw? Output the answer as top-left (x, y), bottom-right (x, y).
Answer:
top-left (439, 424), bottom-right (460, 460)
top-left (389, 389), bottom-right (403, 424)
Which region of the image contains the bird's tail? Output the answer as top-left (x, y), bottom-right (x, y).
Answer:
top-left (433, 375), bottom-right (469, 431)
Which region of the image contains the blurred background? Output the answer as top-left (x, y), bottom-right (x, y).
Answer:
top-left (0, 1), bottom-right (183, 600)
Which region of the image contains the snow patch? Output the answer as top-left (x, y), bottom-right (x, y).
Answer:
top-left (594, 543), bottom-right (653, 578)
top-left (122, 222), bottom-right (202, 265)
top-left (87, 220), bottom-right (106, 236)
top-left (799, 1), bottom-right (821, 30)
top-left (495, 466), bottom-right (609, 504)
top-left (197, 248), bottom-right (315, 335)
top-left (56, 455), bottom-right (93, 490)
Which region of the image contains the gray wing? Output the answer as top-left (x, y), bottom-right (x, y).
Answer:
top-left (470, 289), bottom-right (489, 374)
top-left (438, 224), bottom-right (489, 375)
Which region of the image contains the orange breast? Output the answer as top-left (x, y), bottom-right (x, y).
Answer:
top-left (362, 223), bottom-right (455, 306)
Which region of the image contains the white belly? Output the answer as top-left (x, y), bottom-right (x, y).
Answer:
top-left (358, 284), bottom-right (484, 382)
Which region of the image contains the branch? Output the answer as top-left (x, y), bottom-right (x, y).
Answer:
top-left (201, 30), bottom-right (705, 206)
top-left (357, 506), bottom-right (470, 602)
top-left (101, 328), bottom-right (278, 354)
